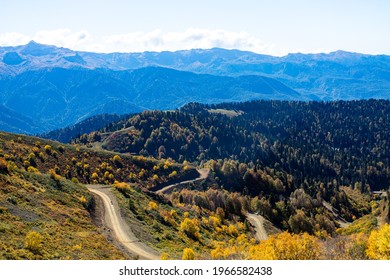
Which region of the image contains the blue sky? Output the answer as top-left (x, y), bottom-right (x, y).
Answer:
top-left (0, 0), bottom-right (389, 55)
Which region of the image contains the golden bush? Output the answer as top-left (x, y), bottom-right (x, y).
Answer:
top-left (228, 224), bottom-right (239, 237)
top-left (25, 231), bottom-right (43, 253)
top-left (79, 196), bottom-right (87, 204)
top-left (366, 224), bottom-right (390, 260)
top-left (179, 218), bottom-right (201, 240)
top-left (113, 182), bottom-right (131, 192)
top-left (44, 145), bottom-right (52, 154)
top-left (148, 201), bottom-right (158, 211)
top-left (27, 166), bottom-right (39, 173)
top-left (160, 252), bottom-right (170, 260)
top-left (182, 248), bottom-right (195, 260)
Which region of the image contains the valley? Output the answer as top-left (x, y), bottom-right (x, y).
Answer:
top-left (0, 44), bottom-right (389, 260)
top-left (1, 98), bottom-right (389, 260)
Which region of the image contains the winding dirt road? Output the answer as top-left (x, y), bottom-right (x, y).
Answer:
top-left (155, 168), bottom-right (210, 195)
top-left (246, 213), bottom-right (268, 241)
top-left (87, 169), bottom-right (270, 259)
top-left (87, 185), bottom-right (159, 260)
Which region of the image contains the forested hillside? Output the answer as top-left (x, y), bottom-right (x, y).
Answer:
top-left (75, 99), bottom-right (390, 233)
top-left (77, 100), bottom-right (389, 190)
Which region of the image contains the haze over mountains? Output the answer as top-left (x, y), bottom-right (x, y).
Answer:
top-left (1, 41), bottom-right (390, 134)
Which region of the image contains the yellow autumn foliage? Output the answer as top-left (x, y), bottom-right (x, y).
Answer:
top-left (148, 201), bottom-right (158, 211)
top-left (179, 218), bottom-right (200, 240)
top-left (159, 210), bottom-right (177, 227)
top-left (228, 224), bottom-right (239, 237)
top-left (160, 252), bottom-right (170, 260)
top-left (25, 231), bottom-right (43, 253)
top-left (113, 182), bottom-right (131, 192)
top-left (366, 224), bottom-right (390, 260)
top-left (44, 145), bottom-right (52, 154)
top-left (49, 169), bottom-right (61, 181)
top-left (182, 248), bottom-right (195, 260)
top-left (211, 246), bottom-right (225, 259)
top-left (209, 215), bottom-right (221, 228)
top-left (27, 166), bottom-right (39, 173)
top-left (79, 196), bottom-right (87, 204)
top-left (249, 231), bottom-right (323, 260)
top-left (91, 172), bottom-right (99, 180)
top-left (112, 155), bottom-right (122, 164)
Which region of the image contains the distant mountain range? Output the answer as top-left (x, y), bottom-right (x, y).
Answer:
top-left (0, 104), bottom-right (41, 134)
top-left (39, 113), bottom-right (125, 143)
top-left (1, 41), bottom-right (390, 134)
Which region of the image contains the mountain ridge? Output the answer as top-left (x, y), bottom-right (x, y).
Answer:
top-left (1, 42), bottom-right (390, 134)
top-left (0, 66), bottom-right (303, 134)
top-left (2, 41), bottom-right (388, 71)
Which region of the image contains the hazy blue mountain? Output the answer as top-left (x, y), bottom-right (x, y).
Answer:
top-left (39, 113), bottom-right (126, 143)
top-left (1, 42), bottom-right (390, 134)
top-left (1, 42), bottom-right (389, 100)
top-left (0, 67), bottom-right (145, 132)
top-left (0, 104), bottom-right (43, 134)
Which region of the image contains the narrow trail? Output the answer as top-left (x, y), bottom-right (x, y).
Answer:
top-left (87, 185), bottom-right (159, 260)
top-left (155, 168), bottom-right (209, 195)
top-left (246, 213), bottom-right (268, 241)
top-left (322, 201), bottom-right (351, 228)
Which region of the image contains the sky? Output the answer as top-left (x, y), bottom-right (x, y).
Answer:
top-left (0, 0), bottom-right (389, 56)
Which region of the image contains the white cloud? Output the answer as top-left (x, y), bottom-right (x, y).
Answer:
top-left (102, 29), bottom-right (277, 54)
top-left (0, 29), bottom-right (93, 51)
top-left (33, 29), bottom-right (91, 50)
top-left (0, 32), bottom-right (30, 46)
top-left (0, 28), bottom-right (286, 55)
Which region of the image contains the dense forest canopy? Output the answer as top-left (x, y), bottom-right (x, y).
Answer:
top-left (76, 99), bottom-right (390, 193)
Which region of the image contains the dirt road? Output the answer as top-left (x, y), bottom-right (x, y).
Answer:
top-left (87, 185), bottom-right (159, 260)
top-left (246, 213), bottom-right (268, 241)
top-left (322, 201), bottom-right (350, 228)
top-left (155, 168), bottom-right (209, 195)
